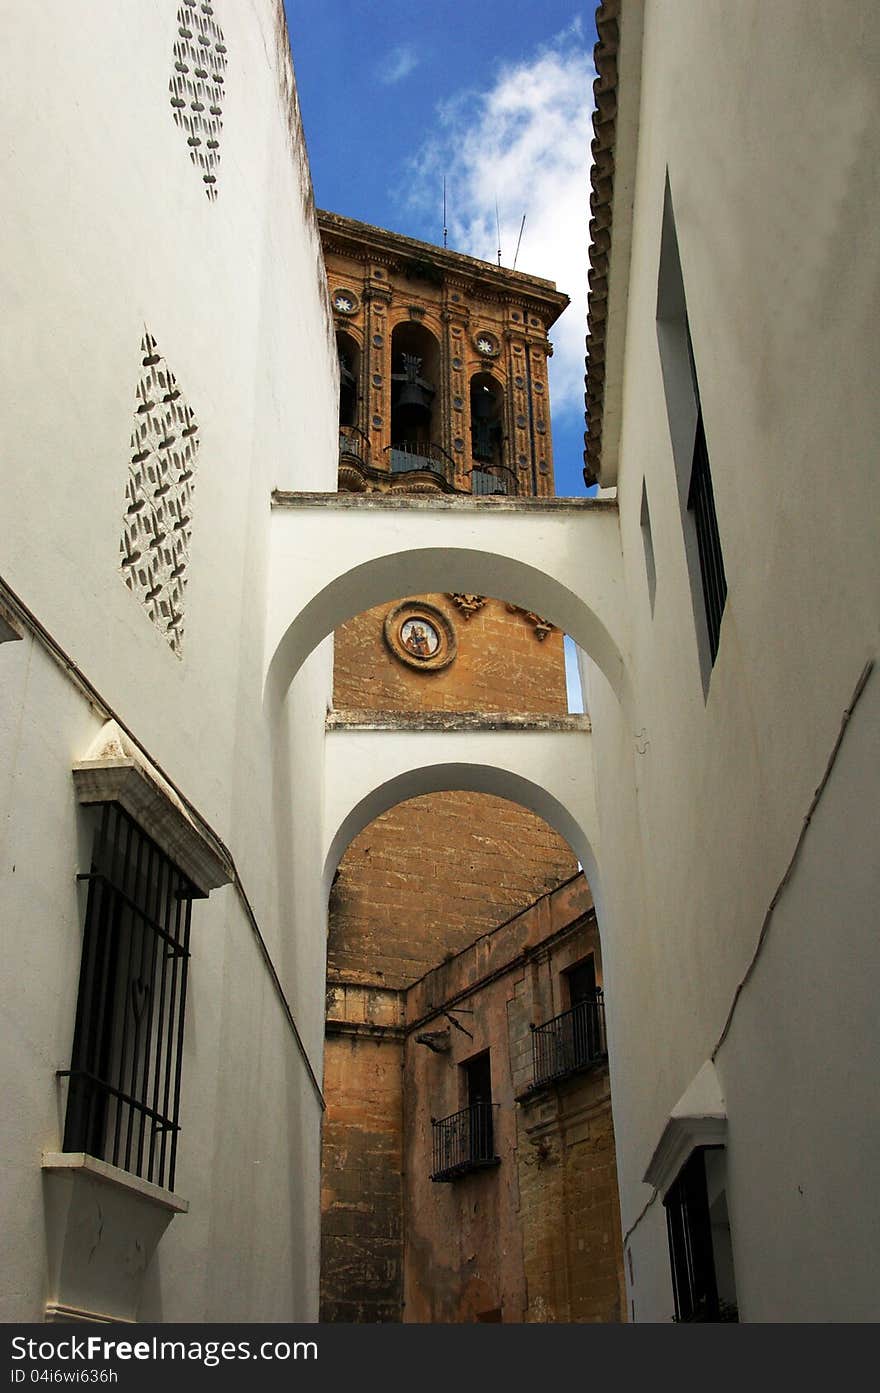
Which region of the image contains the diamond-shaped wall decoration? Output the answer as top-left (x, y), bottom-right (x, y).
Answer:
top-left (169, 1), bottom-right (227, 202)
top-left (120, 332), bottom-right (200, 656)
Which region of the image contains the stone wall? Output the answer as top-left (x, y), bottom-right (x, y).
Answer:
top-left (402, 874), bottom-right (624, 1322)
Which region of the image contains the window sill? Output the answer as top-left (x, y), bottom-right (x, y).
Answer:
top-left (41, 1152), bottom-right (188, 1323)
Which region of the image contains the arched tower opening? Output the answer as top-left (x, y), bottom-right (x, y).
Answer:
top-left (389, 322), bottom-right (441, 472)
top-left (336, 330), bottom-right (360, 429)
top-left (469, 371), bottom-right (512, 494)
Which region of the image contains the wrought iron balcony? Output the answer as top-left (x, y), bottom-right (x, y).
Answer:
top-left (338, 425), bottom-right (370, 466)
top-left (430, 1102), bottom-right (500, 1182)
top-left (385, 440), bottom-right (456, 486)
top-left (469, 465), bottom-right (518, 497)
top-left (530, 993), bottom-right (607, 1088)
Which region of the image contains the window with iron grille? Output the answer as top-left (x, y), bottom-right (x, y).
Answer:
top-left (657, 175), bottom-right (728, 684)
top-left (664, 1146), bottom-right (738, 1322)
top-left (60, 802), bottom-right (197, 1192)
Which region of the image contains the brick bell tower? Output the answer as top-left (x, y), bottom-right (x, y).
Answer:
top-left (319, 210), bottom-right (568, 498)
top-left (318, 212), bottom-right (587, 1322)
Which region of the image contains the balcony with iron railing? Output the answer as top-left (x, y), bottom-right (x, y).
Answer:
top-left (469, 464), bottom-right (519, 496)
top-left (338, 425), bottom-right (370, 467)
top-left (530, 993), bottom-right (607, 1089)
top-left (384, 440), bottom-right (457, 488)
top-left (430, 1102), bottom-right (500, 1182)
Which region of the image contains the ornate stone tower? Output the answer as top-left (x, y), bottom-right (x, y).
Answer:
top-left (317, 215), bottom-right (622, 1324)
top-left (318, 210), bottom-right (568, 499)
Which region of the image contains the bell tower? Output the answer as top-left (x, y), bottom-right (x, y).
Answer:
top-left (319, 211), bottom-right (568, 499)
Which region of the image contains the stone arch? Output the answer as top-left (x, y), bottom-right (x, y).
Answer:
top-left (265, 542), bottom-right (632, 719)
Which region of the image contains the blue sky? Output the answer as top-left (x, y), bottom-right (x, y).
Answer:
top-left (283, 1), bottom-right (598, 500)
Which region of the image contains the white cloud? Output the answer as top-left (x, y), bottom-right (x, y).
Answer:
top-left (403, 26), bottom-right (594, 416)
top-left (378, 44), bottom-right (419, 86)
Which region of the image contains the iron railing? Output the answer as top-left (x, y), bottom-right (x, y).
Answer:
top-left (530, 993), bottom-right (607, 1087)
top-left (338, 425), bottom-right (370, 467)
top-left (430, 1102), bottom-right (500, 1181)
top-left (687, 408), bottom-right (727, 664)
top-left (385, 440), bottom-right (456, 486)
top-left (469, 465), bottom-right (518, 497)
top-left (60, 803), bottom-right (196, 1191)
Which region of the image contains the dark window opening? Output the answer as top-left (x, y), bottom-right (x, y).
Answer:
top-left (566, 954), bottom-right (597, 1008)
top-left (60, 803), bottom-right (196, 1191)
top-left (469, 373), bottom-right (503, 465)
top-left (430, 1050), bottom-right (499, 1181)
top-left (390, 322), bottom-right (439, 457)
top-left (686, 378), bottom-right (727, 665)
top-left (641, 478), bottom-right (657, 615)
top-left (531, 961), bottom-right (607, 1087)
top-left (657, 175), bottom-right (727, 684)
top-left (664, 1147), bottom-right (738, 1322)
top-left (336, 331), bottom-right (360, 429)
top-left (469, 373), bottom-right (515, 494)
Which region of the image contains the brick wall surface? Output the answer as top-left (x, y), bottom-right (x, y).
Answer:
top-left (320, 1030), bottom-right (404, 1323)
top-left (333, 594), bottom-right (569, 714)
top-left (400, 877), bottom-right (625, 1323)
top-left (329, 789), bottom-right (578, 989)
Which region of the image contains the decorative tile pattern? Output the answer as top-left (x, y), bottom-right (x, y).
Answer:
top-left (169, 1), bottom-right (227, 201)
top-left (120, 332), bottom-right (200, 656)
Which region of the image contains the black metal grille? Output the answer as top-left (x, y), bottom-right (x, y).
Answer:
top-left (470, 465), bottom-right (518, 497)
top-left (687, 408), bottom-right (727, 665)
top-left (531, 992), bottom-right (607, 1086)
top-left (385, 440), bottom-right (455, 486)
top-left (60, 803), bottom-right (196, 1191)
top-left (338, 425), bottom-right (370, 467)
top-left (430, 1102), bottom-right (499, 1181)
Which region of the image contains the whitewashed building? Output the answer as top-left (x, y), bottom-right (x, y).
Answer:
top-left (0, 0), bottom-right (877, 1324)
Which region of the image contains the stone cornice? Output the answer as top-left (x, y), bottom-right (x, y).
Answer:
top-left (326, 710), bottom-right (591, 734)
top-left (318, 209), bottom-right (569, 328)
top-left (271, 489), bottom-right (617, 513)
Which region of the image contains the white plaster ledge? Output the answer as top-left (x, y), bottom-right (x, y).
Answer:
top-left (41, 1152), bottom-right (188, 1324)
top-left (643, 1061), bottom-right (728, 1197)
top-left (72, 721), bottom-right (232, 895)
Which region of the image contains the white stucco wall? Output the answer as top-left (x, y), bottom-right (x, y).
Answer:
top-left (0, 0), bottom-right (337, 1321)
top-left (589, 0), bottom-right (880, 1322)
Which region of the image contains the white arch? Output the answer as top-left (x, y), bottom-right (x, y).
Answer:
top-left (265, 497), bottom-right (631, 716)
top-left (321, 724), bottom-right (601, 904)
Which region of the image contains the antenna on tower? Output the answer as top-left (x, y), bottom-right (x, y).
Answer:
top-left (443, 177), bottom-right (448, 250)
top-left (513, 213), bottom-right (526, 270)
top-left (495, 199), bottom-right (502, 266)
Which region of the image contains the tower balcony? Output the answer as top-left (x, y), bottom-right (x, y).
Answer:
top-left (385, 440), bottom-right (456, 489)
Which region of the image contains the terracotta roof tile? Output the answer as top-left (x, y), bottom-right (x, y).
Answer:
top-left (583, 0), bottom-right (620, 487)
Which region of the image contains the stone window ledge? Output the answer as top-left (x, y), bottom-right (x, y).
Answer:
top-left (72, 720), bottom-right (232, 896)
top-left (642, 1060), bottom-right (727, 1197)
top-left (42, 1152), bottom-right (188, 1324)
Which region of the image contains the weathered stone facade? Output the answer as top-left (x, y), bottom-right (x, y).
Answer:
top-left (403, 875), bottom-right (625, 1323)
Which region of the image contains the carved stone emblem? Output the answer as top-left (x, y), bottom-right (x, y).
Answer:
top-left (447, 593), bottom-right (487, 620)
